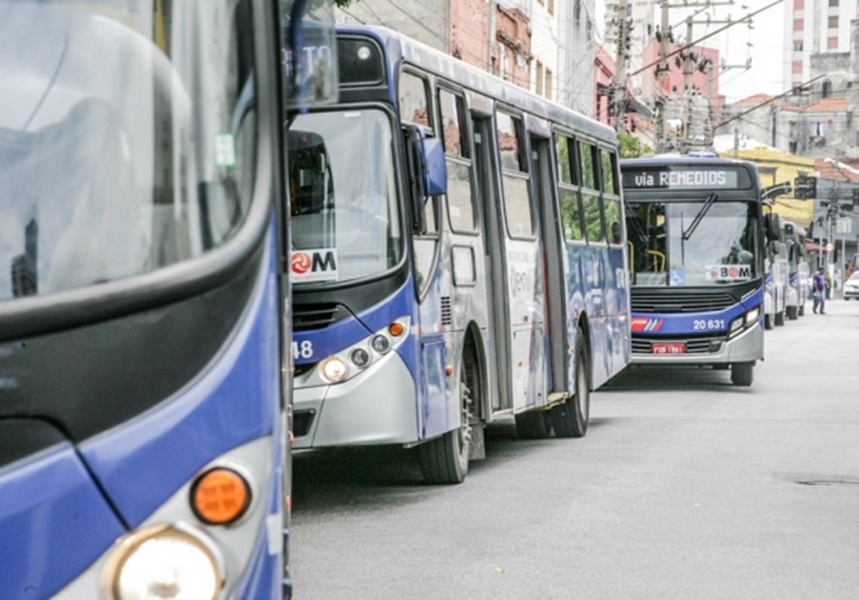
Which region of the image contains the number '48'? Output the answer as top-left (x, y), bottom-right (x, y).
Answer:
top-left (292, 340), bottom-right (313, 360)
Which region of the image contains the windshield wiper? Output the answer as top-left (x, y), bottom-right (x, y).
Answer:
top-left (682, 192), bottom-right (718, 241)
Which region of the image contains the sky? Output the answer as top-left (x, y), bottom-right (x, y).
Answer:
top-left (683, 0), bottom-right (788, 103)
top-left (597, 0), bottom-right (788, 104)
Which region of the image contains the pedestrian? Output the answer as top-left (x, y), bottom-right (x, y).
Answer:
top-left (812, 266), bottom-right (827, 314)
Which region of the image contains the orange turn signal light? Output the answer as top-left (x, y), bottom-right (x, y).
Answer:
top-left (388, 321), bottom-right (405, 337)
top-left (191, 467), bottom-right (251, 525)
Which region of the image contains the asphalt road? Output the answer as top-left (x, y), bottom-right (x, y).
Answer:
top-left (290, 296), bottom-right (859, 600)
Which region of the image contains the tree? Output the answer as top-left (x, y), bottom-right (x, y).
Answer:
top-left (618, 133), bottom-right (652, 158)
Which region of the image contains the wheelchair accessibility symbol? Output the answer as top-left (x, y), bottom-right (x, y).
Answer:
top-left (670, 269), bottom-right (686, 286)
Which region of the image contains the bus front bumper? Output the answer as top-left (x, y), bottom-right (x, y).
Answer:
top-left (631, 322), bottom-right (763, 366)
top-left (293, 353), bottom-right (418, 448)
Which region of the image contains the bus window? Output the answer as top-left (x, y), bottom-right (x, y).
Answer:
top-left (579, 141), bottom-right (603, 243)
top-left (399, 71), bottom-right (430, 127)
top-left (601, 148), bottom-right (622, 245)
top-left (497, 111), bottom-right (534, 239)
top-left (439, 88), bottom-right (476, 232)
top-left (556, 134), bottom-right (583, 241)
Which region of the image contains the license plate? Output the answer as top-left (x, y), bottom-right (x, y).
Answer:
top-left (652, 342), bottom-right (686, 354)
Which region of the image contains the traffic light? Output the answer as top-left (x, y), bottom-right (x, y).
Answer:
top-left (794, 175), bottom-right (818, 199)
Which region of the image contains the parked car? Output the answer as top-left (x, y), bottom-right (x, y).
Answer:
top-left (843, 272), bottom-right (859, 300)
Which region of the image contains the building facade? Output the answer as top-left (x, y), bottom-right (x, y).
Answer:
top-left (783, 0), bottom-right (859, 90)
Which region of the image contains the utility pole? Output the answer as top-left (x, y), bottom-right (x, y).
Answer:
top-left (652, 0), bottom-right (735, 152)
top-left (654, 0), bottom-right (671, 151)
top-left (681, 16), bottom-right (694, 153)
top-left (612, 0), bottom-right (631, 133)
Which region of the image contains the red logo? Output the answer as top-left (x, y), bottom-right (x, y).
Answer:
top-left (631, 317), bottom-right (650, 332)
top-left (729, 267), bottom-right (739, 278)
top-left (292, 252), bottom-right (312, 274)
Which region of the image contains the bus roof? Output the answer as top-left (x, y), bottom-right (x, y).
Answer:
top-left (337, 25), bottom-right (616, 145)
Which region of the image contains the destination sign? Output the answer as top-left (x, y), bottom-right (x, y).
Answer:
top-left (623, 169), bottom-right (740, 190)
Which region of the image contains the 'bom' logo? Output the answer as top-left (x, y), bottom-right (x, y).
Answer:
top-left (290, 249), bottom-right (338, 282)
top-left (292, 252), bottom-right (312, 274)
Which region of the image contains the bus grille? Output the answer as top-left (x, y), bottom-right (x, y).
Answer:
top-left (631, 290), bottom-right (735, 313)
top-left (293, 303), bottom-right (351, 331)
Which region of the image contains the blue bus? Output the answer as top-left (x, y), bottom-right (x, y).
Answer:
top-left (287, 26), bottom-right (631, 484)
top-left (621, 156), bottom-right (771, 387)
top-left (0, 1), bottom-right (334, 598)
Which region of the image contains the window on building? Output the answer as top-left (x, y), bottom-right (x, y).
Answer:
top-left (822, 81), bottom-right (832, 97)
top-left (793, 40), bottom-right (803, 51)
top-left (792, 60), bottom-right (803, 74)
top-left (793, 18), bottom-right (803, 31)
top-left (793, 0), bottom-right (804, 8)
top-left (574, 0), bottom-right (581, 27)
top-left (828, 16), bottom-right (838, 28)
top-left (828, 37), bottom-right (838, 49)
top-left (536, 60), bottom-right (544, 96)
top-left (546, 68), bottom-right (553, 100)
top-left (828, 0), bottom-right (838, 6)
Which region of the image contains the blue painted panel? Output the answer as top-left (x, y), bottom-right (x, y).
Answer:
top-left (293, 314), bottom-right (371, 366)
top-left (631, 288), bottom-right (763, 336)
top-left (0, 445), bottom-right (125, 599)
top-left (81, 234), bottom-right (281, 527)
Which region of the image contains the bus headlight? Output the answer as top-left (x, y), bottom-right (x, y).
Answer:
top-left (105, 524), bottom-right (223, 600)
top-left (745, 306), bottom-right (760, 325)
top-left (320, 356), bottom-right (348, 382)
top-left (729, 316), bottom-right (744, 334)
top-left (350, 348), bottom-right (370, 368)
top-left (371, 334), bottom-right (391, 354)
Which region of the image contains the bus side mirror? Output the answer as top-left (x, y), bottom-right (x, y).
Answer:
top-left (406, 126), bottom-right (447, 234)
top-left (420, 136), bottom-right (447, 196)
top-left (764, 214), bottom-right (780, 242)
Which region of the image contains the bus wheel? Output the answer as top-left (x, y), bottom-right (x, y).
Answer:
top-left (787, 306), bottom-right (798, 320)
top-left (515, 410), bottom-right (552, 439)
top-left (731, 362), bottom-right (754, 387)
top-left (775, 311), bottom-right (785, 326)
top-left (764, 314), bottom-right (773, 330)
top-left (417, 359), bottom-right (473, 484)
top-left (550, 334), bottom-right (590, 438)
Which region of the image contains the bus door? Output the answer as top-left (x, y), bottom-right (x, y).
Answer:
top-left (471, 111), bottom-right (509, 413)
top-left (490, 110), bottom-right (546, 413)
top-left (530, 132), bottom-right (569, 398)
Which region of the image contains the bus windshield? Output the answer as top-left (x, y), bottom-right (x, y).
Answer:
top-left (289, 109), bottom-right (402, 285)
top-left (0, 1), bottom-right (258, 302)
top-left (627, 200), bottom-right (761, 287)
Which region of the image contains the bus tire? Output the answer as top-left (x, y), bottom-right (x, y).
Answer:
top-left (787, 306), bottom-right (798, 320)
top-left (799, 305), bottom-right (805, 316)
top-left (764, 314), bottom-right (773, 330)
top-left (550, 334), bottom-right (590, 438)
top-left (515, 410), bottom-right (552, 439)
top-left (775, 311), bottom-right (785, 326)
top-left (731, 362), bottom-right (754, 387)
top-left (417, 357), bottom-right (473, 484)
